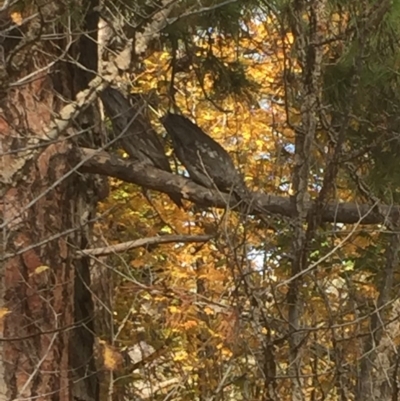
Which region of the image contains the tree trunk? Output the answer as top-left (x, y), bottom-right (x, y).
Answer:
top-left (0, 1), bottom-right (102, 400)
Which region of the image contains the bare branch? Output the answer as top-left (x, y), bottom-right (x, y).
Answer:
top-left (78, 234), bottom-right (213, 257)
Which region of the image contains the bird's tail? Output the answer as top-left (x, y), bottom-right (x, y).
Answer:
top-left (168, 193), bottom-right (184, 209)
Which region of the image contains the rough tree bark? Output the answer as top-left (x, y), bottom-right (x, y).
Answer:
top-left (0, 1), bottom-right (101, 400)
top-left (0, 0), bottom-right (176, 398)
top-left (287, 1), bottom-right (326, 400)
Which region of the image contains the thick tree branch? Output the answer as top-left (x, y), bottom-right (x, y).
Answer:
top-left (79, 148), bottom-right (397, 225)
top-left (45, 3), bottom-right (174, 141)
top-left (79, 234), bottom-right (213, 257)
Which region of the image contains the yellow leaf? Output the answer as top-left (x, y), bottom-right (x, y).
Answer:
top-left (160, 225), bottom-right (173, 234)
top-left (173, 350), bottom-right (188, 362)
top-left (183, 320), bottom-right (198, 329)
top-left (103, 343), bottom-right (123, 371)
top-left (10, 12), bottom-right (22, 26)
top-left (222, 348), bottom-right (233, 358)
top-left (30, 265), bottom-right (50, 276)
top-left (169, 306), bottom-right (179, 313)
top-left (0, 308), bottom-right (10, 319)
top-left (204, 307), bottom-right (214, 316)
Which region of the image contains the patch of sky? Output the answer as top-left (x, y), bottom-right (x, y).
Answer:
top-left (247, 248), bottom-right (266, 271)
top-left (247, 246), bottom-right (283, 274)
top-left (259, 98), bottom-right (271, 111)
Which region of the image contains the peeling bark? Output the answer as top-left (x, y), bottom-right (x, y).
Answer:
top-left (0, 1), bottom-right (100, 400)
top-left (2, 111), bottom-right (77, 400)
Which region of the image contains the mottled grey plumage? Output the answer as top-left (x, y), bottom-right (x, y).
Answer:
top-left (161, 113), bottom-right (250, 203)
top-left (100, 88), bottom-right (167, 169)
top-left (100, 88), bottom-right (183, 208)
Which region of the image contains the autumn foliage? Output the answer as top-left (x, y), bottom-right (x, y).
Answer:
top-left (93, 5), bottom-right (400, 400)
top-left (3, 0), bottom-right (400, 400)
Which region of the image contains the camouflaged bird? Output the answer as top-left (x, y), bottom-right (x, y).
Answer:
top-left (100, 88), bottom-right (183, 208)
top-left (161, 113), bottom-right (252, 207)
